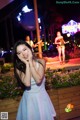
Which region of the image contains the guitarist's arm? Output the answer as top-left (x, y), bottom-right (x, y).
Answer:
top-left (30, 41), bottom-right (39, 48)
top-left (33, 40), bottom-right (42, 48)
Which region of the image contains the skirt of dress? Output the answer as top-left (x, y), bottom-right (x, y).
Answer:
top-left (16, 89), bottom-right (56, 120)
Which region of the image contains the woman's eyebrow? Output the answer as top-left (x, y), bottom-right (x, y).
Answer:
top-left (17, 47), bottom-right (27, 53)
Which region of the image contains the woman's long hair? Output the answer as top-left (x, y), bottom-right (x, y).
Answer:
top-left (13, 40), bottom-right (44, 89)
top-left (12, 40), bottom-right (35, 89)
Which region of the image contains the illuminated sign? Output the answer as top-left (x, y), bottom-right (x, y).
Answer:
top-left (62, 20), bottom-right (80, 35)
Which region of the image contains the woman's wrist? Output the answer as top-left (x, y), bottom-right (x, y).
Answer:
top-left (25, 61), bottom-right (29, 66)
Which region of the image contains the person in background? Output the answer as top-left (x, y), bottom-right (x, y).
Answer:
top-left (25, 36), bottom-right (36, 48)
top-left (13, 40), bottom-right (56, 120)
top-left (55, 31), bottom-right (66, 64)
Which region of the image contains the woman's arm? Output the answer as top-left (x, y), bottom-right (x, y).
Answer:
top-left (16, 61), bottom-right (31, 87)
top-left (55, 37), bottom-right (59, 44)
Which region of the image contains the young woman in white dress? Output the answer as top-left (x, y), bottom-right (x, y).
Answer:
top-left (13, 40), bottom-right (56, 120)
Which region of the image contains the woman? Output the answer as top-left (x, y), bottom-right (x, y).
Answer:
top-left (55, 31), bottom-right (66, 64)
top-left (25, 36), bottom-right (35, 48)
top-left (13, 40), bottom-right (56, 120)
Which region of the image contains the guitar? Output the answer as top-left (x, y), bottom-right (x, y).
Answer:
top-left (26, 40), bottom-right (42, 48)
top-left (34, 40), bottom-right (42, 48)
top-left (53, 41), bottom-right (69, 46)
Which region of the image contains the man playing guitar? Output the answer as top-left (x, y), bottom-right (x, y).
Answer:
top-left (25, 36), bottom-right (42, 51)
top-left (55, 31), bottom-right (66, 64)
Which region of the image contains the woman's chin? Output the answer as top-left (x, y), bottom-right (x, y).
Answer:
top-left (26, 59), bottom-right (29, 61)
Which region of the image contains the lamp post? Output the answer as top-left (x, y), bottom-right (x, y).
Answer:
top-left (33, 0), bottom-right (42, 58)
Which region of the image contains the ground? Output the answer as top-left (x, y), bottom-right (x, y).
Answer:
top-left (44, 56), bottom-right (80, 70)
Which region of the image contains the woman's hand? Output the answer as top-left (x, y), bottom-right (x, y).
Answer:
top-left (18, 55), bottom-right (29, 64)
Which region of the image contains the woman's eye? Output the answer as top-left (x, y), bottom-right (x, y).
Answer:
top-left (23, 48), bottom-right (27, 51)
top-left (17, 53), bottom-right (20, 55)
top-left (24, 49), bottom-right (26, 51)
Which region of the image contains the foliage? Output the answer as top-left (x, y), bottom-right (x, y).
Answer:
top-left (45, 68), bottom-right (80, 89)
top-left (0, 63), bottom-right (13, 73)
top-left (0, 65), bottom-right (80, 99)
top-left (67, 48), bottom-right (80, 59)
top-left (0, 75), bottom-right (23, 99)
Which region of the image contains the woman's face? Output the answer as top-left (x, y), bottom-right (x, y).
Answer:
top-left (16, 44), bottom-right (31, 60)
top-left (57, 32), bottom-right (61, 37)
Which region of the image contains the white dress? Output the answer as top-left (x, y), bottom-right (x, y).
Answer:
top-left (16, 62), bottom-right (56, 120)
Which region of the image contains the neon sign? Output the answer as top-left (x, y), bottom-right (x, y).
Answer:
top-left (62, 20), bottom-right (80, 35)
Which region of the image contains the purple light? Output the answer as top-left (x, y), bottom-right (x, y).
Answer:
top-left (62, 20), bottom-right (80, 35)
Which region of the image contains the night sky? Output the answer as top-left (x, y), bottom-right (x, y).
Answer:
top-left (0, 0), bottom-right (80, 50)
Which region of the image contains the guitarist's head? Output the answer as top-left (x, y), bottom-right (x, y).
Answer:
top-left (25, 36), bottom-right (30, 42)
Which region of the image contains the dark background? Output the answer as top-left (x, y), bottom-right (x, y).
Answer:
top-left (0, 0), bottom-right (80, 50)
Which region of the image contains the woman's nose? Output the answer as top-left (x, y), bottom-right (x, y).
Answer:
top-left (22, 51), bottom-right (25, 56)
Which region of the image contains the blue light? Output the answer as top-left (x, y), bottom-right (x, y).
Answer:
top-left (17, 12), bottom-right (22, 21)
top-left (16, 4), bottom-right (41, 31)
top-left (17, 5), bottom-right (33, 21)
top-left (17, 16), bottom-right (21, 21)
top-left (19, 12), bottom-right (22, 16)
top-left (22, 5), bottom-right (32, 13)
top-left (38, 18), bottom-right (41, 23)
top-left (40, 26), bottom-right (42, 29)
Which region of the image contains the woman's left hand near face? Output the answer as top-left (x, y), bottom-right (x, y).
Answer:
top-left (17, 55), bottom-right (28, 64)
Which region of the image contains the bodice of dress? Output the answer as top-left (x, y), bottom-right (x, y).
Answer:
top-left (56, 36), bottom-right (65, 47)
top-left (25, 61), bottom-right (46, 93)
top-left (57, 38), bottom-right (65, 46)
top-left (16, 61), bottom-right (56, 120)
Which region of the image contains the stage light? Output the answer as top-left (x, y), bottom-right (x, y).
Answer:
top-left (17, 12), bottom-right (22, 21)
top-left (67, 33), bottom-right (70, 37)
top-left (17, 16), bottom-right (20, 21)
top-left (16, 4), bottom-right (41, 30)
top-left (17, 5), bottom-right (33, 22)
top-left (38, 18), bottom-right (41, 23)
top-left (22, 5), bottom-right (32, 13)
top-left (45, 42), bottom-right (47, 44)
top-left (78, 45), bottom-right (80, 47)
top-left (39, 26), bottom-right (42, 29)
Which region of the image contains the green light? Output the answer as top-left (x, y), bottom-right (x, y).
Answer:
top-left (65, 108), bottom-right (72, 113)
